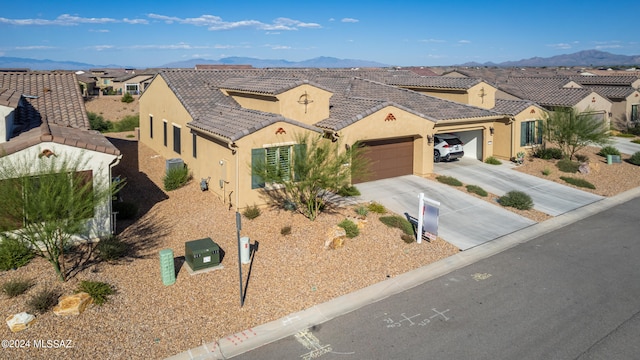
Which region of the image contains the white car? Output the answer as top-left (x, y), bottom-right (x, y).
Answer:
top-left (434, 133), bottom-right (464, 162)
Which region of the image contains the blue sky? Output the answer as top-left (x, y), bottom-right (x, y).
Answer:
top-left (1, 0), bottom-right (638, 68)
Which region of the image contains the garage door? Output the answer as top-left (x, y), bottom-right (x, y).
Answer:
top-left (354, 137), bottom-right (414, 183)
top-left (456, 130), bottom-right (483, 160)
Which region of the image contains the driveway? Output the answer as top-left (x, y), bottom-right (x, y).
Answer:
top-left (609, 136), bottom-right (640, 156)
top-left (355, 175), bottom-right (536, 250)
top-left (435, 158), bottom-right (604, 216)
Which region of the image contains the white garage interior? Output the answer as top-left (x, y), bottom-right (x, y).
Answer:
top-left (455, 130), bottom-right (483, 160)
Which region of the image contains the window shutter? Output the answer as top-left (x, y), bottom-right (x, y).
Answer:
top-left (536, 120), bottom-right (543, 144)
top-left (279, 146), bottom-right (291, 181)
top-left (293, 144), bottom-right (306, 181)
top-left (251, 148), bottom-right (266, 189)
top-left (520, 121), bottom-right (527, 146)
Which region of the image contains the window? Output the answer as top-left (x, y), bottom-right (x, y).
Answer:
top-left (192, 133), bottom-right (197, 158)
top-left (251, 145), bottom-right (305, 189)
top-left (632, 104), bottom-right (639, 123)
top-left (520, 120), bottom-right (543, 146)
top-left (125, 83), bottom-right (139, 95)
top-left (173, 125), bottom-right (181, 154)
top-left (163, 121), bottom-right (167, 147)
top-left (149, 116), bottom-right (153, 139)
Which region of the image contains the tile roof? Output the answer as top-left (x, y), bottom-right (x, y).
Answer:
top-left (386, 76), bottom-right (483, 89)
top-left (0, 72), bottom-right (119, 156)
top-left (158, 69), bottom-right (505, 140)
top-left (496, 77), bottom-right (596, 107)
top-left (588, 85), bottom-right (637, 99)
top-left (492, 99), bottom-right (539, 116)
top-left (569, 75), bottom-right (639, 86)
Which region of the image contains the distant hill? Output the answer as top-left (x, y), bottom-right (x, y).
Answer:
top-left (459, 50), bottom-right (640, 67)
top-left (161, 56), bottom-right (390, 69)
top-left (0, 56), bottom-right (120, 70)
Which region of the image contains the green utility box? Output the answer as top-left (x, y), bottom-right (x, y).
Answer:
top-left (159, 249), bottom-right (176, 286)
top-left (185, 238), bottom-right (220, 271)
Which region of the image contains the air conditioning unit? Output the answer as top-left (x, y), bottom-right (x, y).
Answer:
top-left (166, 158), bottom-right (184, 173)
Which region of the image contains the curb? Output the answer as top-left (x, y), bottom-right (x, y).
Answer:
top-left (166, 186), bottom-right (640, 360)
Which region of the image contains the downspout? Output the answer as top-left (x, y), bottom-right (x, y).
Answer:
top-left (228, 142), bottom-right (239, 210)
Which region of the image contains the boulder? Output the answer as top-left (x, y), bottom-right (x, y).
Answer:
top-left (579, 162), bottom-right (590, 174)
top-left (53, 292), bottom-right (93, 316)
top-left (325, 226), bottom-right (346, 249)
top-left (6, 312), bottom-right (36, 333)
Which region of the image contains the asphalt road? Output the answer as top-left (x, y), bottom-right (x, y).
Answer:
top-left (234, 197), bottom-right (640, 360)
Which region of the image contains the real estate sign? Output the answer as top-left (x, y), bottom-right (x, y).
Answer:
top-left (417, 193), bottom-right (440, 243)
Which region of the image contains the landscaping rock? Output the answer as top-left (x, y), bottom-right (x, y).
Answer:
top-left (579, 162), bottom-right (590, 174)
top-left (325, 226), bottom-right (346, 249)
top-left (53, 292), bottom-right (93, 316)
top-left (6, 312), bottom-right (36, 333)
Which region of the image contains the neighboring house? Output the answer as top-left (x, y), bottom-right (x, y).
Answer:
top-left (89, 68), bottom-right (134, 94)
top-left (76, 73), bottom-right (99, 97)
top-left (111, 69), bottom-right (160, 95)
top-left (0, 72), bottom-right (121, 239)
top-left (139, 69), bottom-right (511, 210)
top-left (492, 99), bottom-right (548, 158)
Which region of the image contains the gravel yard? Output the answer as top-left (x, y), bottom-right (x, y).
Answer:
top-left (2, 110), bottom-right (639, 358)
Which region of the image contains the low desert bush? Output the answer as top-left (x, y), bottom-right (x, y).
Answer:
top-left (597, 146), bottom-right (621, 157)
top-left (628, 126), bottom-right (640, 136)
top-left (111, 114), bottom-right (139, 132)
top-left (2, 278), bottom-right (33, 298)
top-left (401, 233), bottom-right (415, 244)
top-left (542, 167), bottom-right (552, 176)
top-left (77, 280), bottom-right (115, 306)
top-left (379, 215), bottom-right (414, 236)
top-left (632, 139), bottom-right (640, 145)
top-left (242, 205), bottom-right (261, 220)
top-left (466, 184), bottom-right (488, 197)
top-left (533, 147), bottom-right (563, 160)
top-left (615, 133), bottom-right (635, 138)
top-left (367, 202), bottom-right (386, 214)
top-left (556, 159), bottom-right (580, 173)
top-left (0, 237), bottom-right (34, 271)
top-left (336, 185), bottom-right (360, 197)
top-left (355, 206), bottom-right (369, 218)
top-left (338, 219), bottom-right (360, 238)
top-left (559, 176), bottom-right (596, 189)
top-left (95, 236), bottom-right (128, 262)
top-left (575, 154), bottom-right (589, 163)
top-left (280, 226), bottom-right (292, 236)
top-left (87, 112), bottom-right (112, 132)
top-left (484, 156), bottom-right (502, 165)
top-left (121, 92), bottom-right (134, 103)
top-left (629, 151), bottom-right (640, 166)
top-left (163, 165), bottom-right (191, 191)
top-left (499, 190), bottom-right (534, 210)
top-left (436, 175), bottom-right (463, 186)
top-left (27, 289), bottom-right (59, 314)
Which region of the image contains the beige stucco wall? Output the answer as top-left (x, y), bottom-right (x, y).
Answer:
top-left (224, 84), bottom-right (332, 126)
top-left (466, 83), bottom-right (496, 109)
top-left (337, 106), bottom-right (435, 176)
top-left (511, 105), bottom-right (547, 158)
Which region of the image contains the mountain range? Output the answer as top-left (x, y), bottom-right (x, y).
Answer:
top-left (0, 50), bottom-right (638, 70)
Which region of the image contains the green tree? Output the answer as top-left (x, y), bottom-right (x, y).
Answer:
top-left (252, 133), bottom-right (370, 221)
top-left (0, 152), bottom-right (122, 281)
top-left (543, 107), bottom-right (610, 160)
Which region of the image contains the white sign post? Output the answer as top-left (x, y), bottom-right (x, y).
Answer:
top-left (417, 192), bottom-right (440, 243)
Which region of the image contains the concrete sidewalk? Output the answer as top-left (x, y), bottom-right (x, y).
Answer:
top-left (166, 186), bottom-right (640, 360)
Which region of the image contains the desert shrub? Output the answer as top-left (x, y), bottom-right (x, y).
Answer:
top-left (355, 206), bottom-right (369, 218)
top-left (542, 167), bottom-right (552, 176)
top-left (379, 215), bottom-right (414, 236)
top-left (616, 133), bottom-right (635, 138)
top-left (533, 147), bottom-right (563, 160)
top-left (559, 176), bottom-right (596, 189)
top-left (121, 92), bottom-right (134, 103)
top-left (337, 185), bottom-right (360, 197)
top-left (631, 139), bottom-right (640, 145)
top-left (338, 219), bottom-right (359, 238)
top-left (95, 236), bottom-right (128, 262)
top-left (628, 126), bottom-right (640, 136)
top-left (436, 175), bottom-right (463, 186)
top-left (466, 184), bottom-right (488, 197)
top-left (163, 165), bottom-right (191, 191)
top-left (499, 191), bottom-right (533, 210)
top-left (0, 237), bottom-right (34, 271)
top-left (484, 156), bottom-right (502, 165)
top-left (500, 191), bottom-right (533, 210)
top-left (575, 154), bottom-right (589, 163)
top-left (556, 159), bottom-right (580, 173)
top-left (597, 146), bottom-right (621, 157)
top-left (87, 112), bottom-right (113, 132)
top-left (2, 278), bottom-right (33, 298)
top-left (77, 280), bottom-right (115, 306)
top-left (111, 114), bottom-right (139, 132)
top-left (242, 205), bottom-right (261, 220)
top-left (367, 202), bottom-right (386, 214)
top-left (280, 226), bottom-right (292, 236)
top-left (629, 151), bottom-right (640, 166)
top-left (401, 233), bottom-right (415, 244)
top-left (27, 289), bottom-right (59, 314)
top-left (112, 201), bottom-right (138, 220)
